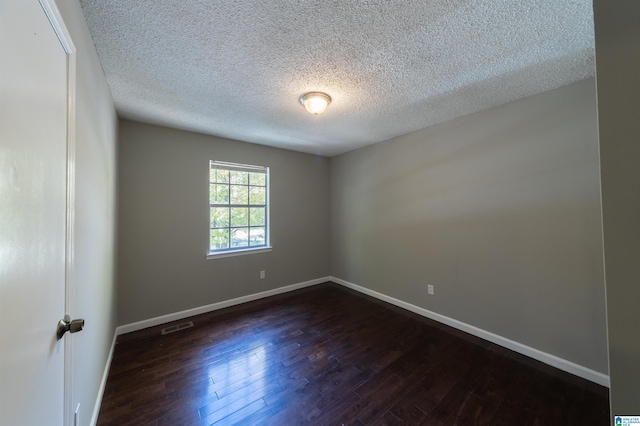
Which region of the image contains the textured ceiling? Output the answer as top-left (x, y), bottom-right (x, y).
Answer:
top-left (79, 0), bottom-right (595, 157)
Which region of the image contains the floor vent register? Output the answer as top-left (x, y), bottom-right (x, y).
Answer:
top-left (161, 321), bottom-right (194, 335)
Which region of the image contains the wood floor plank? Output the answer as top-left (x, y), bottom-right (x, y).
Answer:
top-left (96, 283), bottom-right (609, 426)
top-left (210, 398), bottom-right (267, 425)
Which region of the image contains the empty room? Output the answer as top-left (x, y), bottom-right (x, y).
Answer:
top-left (1, 0), bottom-right (639, 425)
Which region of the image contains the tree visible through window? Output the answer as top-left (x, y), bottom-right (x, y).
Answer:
top-left (209, 161), bottom-right (269, 254)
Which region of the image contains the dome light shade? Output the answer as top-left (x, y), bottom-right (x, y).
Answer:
top-left (299, 92), bottom-right (331, 115)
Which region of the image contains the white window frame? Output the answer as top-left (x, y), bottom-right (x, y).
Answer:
top-left (206, 160), bottom-right (271, 259)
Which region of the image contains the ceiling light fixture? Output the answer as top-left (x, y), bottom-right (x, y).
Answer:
top-left (299, 92), bottom-right (331, 115)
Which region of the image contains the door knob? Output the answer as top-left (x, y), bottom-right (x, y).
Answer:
top-left (56, 315), bottom-right (85, 340)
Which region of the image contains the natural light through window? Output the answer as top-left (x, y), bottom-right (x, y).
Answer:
top-left (208, 161), bottom-right (270, 259)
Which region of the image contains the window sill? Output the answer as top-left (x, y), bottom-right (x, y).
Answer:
top-left (206, 246), bottom-right (272, 260)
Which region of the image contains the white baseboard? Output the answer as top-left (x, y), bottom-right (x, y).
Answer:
top-left (116, 277), bottom-right (331, 336)
top-left (90, 329), bottom-right (118, 426)
top-left (330, 276), bottom-right (610, 388)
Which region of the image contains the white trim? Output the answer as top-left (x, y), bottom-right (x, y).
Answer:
top-left (206, 246), bottom-right (272, 260)
top-left (63, 49), bottom-right (77, 426)
top-left (330, 276), bottom-right (610, 388)
top-left (63, 50), bottom-right (77, 316)
top-left (39, 0), bottom-right (76, 54)
top-left (211, 160), bottom-right (268, 172)
top-left (90, 330), bottom-right (117, 426)
top-left (116, 277), bottom-right (330, 335)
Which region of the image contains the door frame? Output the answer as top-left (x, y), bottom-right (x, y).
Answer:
top-left (38, 1), bottom-right (77, 424)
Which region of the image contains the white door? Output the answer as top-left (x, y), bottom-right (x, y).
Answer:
top-left (0, 0), bottom-right (71, 424)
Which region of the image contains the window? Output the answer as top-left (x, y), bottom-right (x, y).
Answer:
top-left (208, 161), bottom-right (270, 257)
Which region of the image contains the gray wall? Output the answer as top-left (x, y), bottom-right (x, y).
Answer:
top-left (117, 120), bottom-right (330, 325)
top-left (57, 1), bottom-right (118, 425)
top-left (594, 0), bottom-right (640, 416)
top-left (330, 79), bottom-right (608, 374)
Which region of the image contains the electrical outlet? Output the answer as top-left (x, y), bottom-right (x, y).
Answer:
top-left (260, 270), bottom-right (265, 279)
top-left (427, 285), bottom-right (434, 295)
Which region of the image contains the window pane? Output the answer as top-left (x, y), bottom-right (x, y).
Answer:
top-left (249, 186), bottom-right (265, 205)
top-left (249, 227), bottom-right (265, 246)
top-left (249, 172), bottom-right (265, 186)
top-left (210, 228), bottom-right (229, 250)
top-left (210, 207), bottom-right (229, 228)
top-left (250, 207), bottom-right (265, 226)
top-left (231, 228), bottom-right (249, 248)
top-left (215, 169), bottom-right (230, 183)
top-left (230, 185), bottom-right (248, 204)
top-left (209, 162), bottom-right (268, 255)
top-left (210, 184), bottom-right (229, 204)
top-left (230, 207), bottom-right (248, 227)
top-left (230, 171), bottom-right (248, 185)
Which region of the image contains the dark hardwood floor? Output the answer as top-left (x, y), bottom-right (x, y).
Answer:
top-left (97, 282), bottom-right (609, 425)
